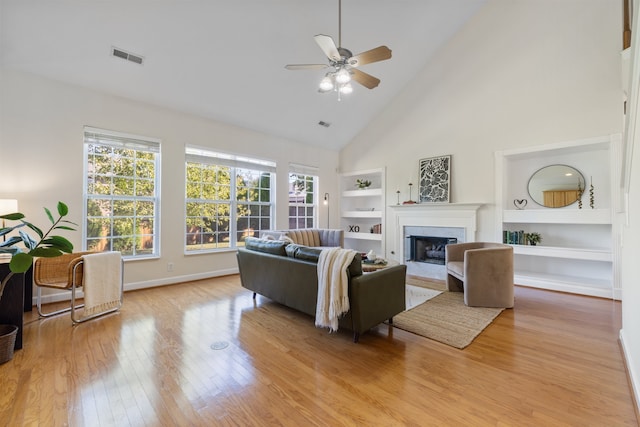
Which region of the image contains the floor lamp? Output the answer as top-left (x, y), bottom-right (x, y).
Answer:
top-left (323, 193), bottom-right (329, 228)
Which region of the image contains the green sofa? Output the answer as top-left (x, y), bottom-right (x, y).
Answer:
top-left (236, 237), bottom-right (407, 342)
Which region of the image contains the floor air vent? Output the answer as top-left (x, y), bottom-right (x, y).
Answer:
top-left (111, 47), bottom-right (144, 65)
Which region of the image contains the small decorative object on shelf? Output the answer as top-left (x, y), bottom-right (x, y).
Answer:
top-left (396, 190), bottom-right (400, 205)
top-left (402, 183), bottom-right (417, 204)
top-left (589, 176), bottom-right (594, 209)
top-left (577, 181), bottom-right (583, 209)
top-left (356, 179), bottom-right (371, 189)
top-left (526, 232), bottom-right (542, 246)
top-left (513, 199), bottom-right (527, 210)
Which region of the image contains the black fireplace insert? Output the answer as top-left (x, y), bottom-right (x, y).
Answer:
top-left (408, 235), bottom-right (458, 265)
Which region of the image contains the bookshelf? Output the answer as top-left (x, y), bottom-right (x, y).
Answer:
top-left (495, 135), bottom-right (622, 299)
top-left (340, 168), bottom-right (385, 254)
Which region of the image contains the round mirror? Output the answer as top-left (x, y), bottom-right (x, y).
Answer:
top-left (527, 165), bottom-right (585, 208)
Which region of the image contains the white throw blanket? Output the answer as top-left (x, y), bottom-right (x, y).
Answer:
top-left (315, 247), bottom-right (357, 332)
top-left (81, 251), bottom-right (123, 318)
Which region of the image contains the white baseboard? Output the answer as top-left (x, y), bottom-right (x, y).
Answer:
top-left (32, 268), bottom-right (240, 306)
top-left (619, 329), bottom-right (640, 416)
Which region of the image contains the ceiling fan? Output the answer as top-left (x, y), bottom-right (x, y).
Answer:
top-left (285, 0), bottom-right (392, 98)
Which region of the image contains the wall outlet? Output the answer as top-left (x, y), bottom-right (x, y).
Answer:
top-left (167, 262), bottom-right (174, 272)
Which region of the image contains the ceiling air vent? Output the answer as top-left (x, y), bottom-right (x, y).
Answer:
top-left (111, 47), bottom-right (144, 65)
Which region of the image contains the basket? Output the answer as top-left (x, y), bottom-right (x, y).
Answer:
top-left (0, 324), bottom-right (18, 364)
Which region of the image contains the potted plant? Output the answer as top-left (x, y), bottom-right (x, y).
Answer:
top-left (356, 179), bottom-right (372, 189)
top-left (526, 232), bottom-right (542, 246)
top-left (0, 202), bottom-right (76, 363)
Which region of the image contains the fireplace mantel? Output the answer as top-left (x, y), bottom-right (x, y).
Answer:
top-left (388, 202), bottom-right (483, 211)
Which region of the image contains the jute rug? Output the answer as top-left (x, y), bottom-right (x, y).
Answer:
top-left (392, 291), bottom-right (504, 349)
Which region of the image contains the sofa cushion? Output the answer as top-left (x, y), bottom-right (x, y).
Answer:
top-left (244, 237), bottom-right (288, 256)
top-left (447, 261), bottom-right (464, 280)
top-left (285, 243), bottom-right (322, 262)
top-left (285, 229), bottom-right (321, 247)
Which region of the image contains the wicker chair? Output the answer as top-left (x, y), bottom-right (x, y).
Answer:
top-left (34, 251), bottom-right (124, 324)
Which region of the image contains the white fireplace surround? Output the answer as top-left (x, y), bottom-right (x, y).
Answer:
top-left (390, 203), bottom-right (483, 265)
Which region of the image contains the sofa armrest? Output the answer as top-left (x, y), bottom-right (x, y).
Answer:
top-left (349, 264), bottom-right (407, 334)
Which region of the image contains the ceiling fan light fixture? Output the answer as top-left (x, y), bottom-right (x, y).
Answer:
top-left (339, 83), bottom-right (353, 95)
top-left (319, 74), bottom-right (335, 91)
top-left (335, 67), bottom-right (351, 84)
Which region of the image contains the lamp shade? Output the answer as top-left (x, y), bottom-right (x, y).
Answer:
top-left (0, 199), bottom-right (18, 216)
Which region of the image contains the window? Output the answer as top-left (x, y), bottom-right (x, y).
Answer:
top-left (83, 127), bottom-right (160, 258)
top-left (288, 164), bottom-right (318, 229)
top-left (185, 147), bottom-right (275, 252)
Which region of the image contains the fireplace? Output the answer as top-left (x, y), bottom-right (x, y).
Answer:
top-left (409, 236), bottom-right (457, 265)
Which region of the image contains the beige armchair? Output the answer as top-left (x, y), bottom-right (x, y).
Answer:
top-left (445, 242), bottom-right (514, 308)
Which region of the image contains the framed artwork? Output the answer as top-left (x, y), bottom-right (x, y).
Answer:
top-left (419, 155), bottom-right (451, 203)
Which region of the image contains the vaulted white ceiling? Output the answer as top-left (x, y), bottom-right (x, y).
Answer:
top-left (0, 0), bottom-right (486, 150)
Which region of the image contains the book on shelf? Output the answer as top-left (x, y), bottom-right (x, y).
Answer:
top-left (503, 230), bottom-right (530, 245)
top-left (370, 223), bottom-right (382, 234)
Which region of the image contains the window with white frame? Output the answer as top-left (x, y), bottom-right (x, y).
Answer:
top-left (185, 147), bottom-right (275, 252)
top-left (83, 127), bottom-right (160, 258)
top-left (288, 164), bottom-right (318, 229)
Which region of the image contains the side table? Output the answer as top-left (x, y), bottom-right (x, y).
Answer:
top-left (362, 258), bottom-right (400, 273)
top-left (0, 261), bottom-right (25, 350)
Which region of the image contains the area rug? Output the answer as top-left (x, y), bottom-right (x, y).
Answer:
top-left (392, 291), bottom-right (504, 349)
top-left (405, 284), bottom-right (441, 310)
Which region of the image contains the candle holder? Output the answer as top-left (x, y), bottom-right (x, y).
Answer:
top-left (396, 190), bottom-right (400, 205)
top-left (403, 183), bottom-right (417, 205)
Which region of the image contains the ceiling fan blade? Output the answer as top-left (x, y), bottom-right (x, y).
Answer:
top-left (348, 46), bottom-right (392, 67)
top-left (285, 64), bottom-right (328, 70)
top-left (314, 34), bottom-right (341, 62)
top-left (351, 68), bottom-right (381, 89)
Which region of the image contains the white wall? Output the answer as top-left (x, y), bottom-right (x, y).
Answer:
top-left (620, 0), bottom-right (640, 412)
top-left (0, 69), bottom-right (339, 291)
top-left (339, 0), bottom-right (623, 261)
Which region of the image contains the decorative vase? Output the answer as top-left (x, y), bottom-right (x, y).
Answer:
top-left (0, 324), bottom-right (18, 364)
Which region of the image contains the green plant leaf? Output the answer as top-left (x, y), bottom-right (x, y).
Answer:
top-left (0, 213), bottom-right (25, 220)
top-left (23, 220), bottom-right (44, 238)
top-left (57, 202), bottom-right (69, 217)
top-left (29, 247), bottom-right (64, 258)
top-left (54, 225), bottom-right (76, 231)
top-left (45, 207), bottom-right (54, 224)
top-left (9, 252), bottom-right (33, 273)
top-left (42, 236), bottom-right (74, 253)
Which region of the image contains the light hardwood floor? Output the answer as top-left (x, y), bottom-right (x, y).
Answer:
top-left (1, 275), bottom-right (637, 426)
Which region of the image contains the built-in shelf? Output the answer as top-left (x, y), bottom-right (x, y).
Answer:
top-left (510, 244), bottom-right (612, 262)
top-left (503, 208), bottom-right (611, 224)
top-left (514, 271), bottom-right (612, 299)
top-left (344, 232), bottom-right (383, 241)
top-left (343, 188), bottom-right (382, 198)
top-left (495, 134), bottom-right (622, 299)
top-left (341, 210), bottom-right (383, 218)
top-left (340, 168), bottom-right (385, 254)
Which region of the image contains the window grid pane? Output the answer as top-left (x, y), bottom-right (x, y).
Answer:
top-left (84, 136), bottom-right (159, 258)
top-left (288, 173), bottom-right (316, 229)
top-left (186, 159), bottom-right (272, 252)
